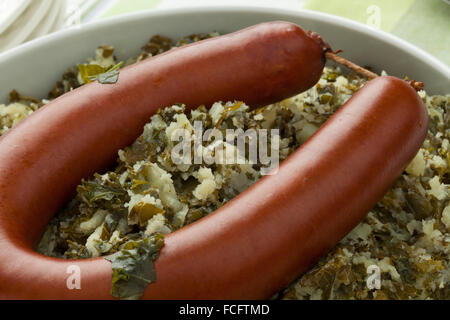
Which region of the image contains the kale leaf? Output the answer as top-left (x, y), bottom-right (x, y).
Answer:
top-left (105, 233), bottom-right (165, 300)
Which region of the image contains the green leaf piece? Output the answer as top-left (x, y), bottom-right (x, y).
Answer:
top-left (105, 233), bottom-right (165, 300)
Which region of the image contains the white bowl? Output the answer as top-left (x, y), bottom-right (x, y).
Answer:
top-left (0, 6), bottom-right (449, 104)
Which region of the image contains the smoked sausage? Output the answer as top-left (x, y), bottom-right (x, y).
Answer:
top-left (144, 76), bottom-right (429, 299)
top-left (0, 20), bottom-right (427, 299)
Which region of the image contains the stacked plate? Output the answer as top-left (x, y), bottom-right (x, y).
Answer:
top-left (0, 0), bottom-right (67, 53)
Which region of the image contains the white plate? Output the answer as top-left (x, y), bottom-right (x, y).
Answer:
top-left (0, 0), bottom-right (52, 52)
top-left (25, 0), bottom-right (61, 41)
top-left (49, 0), bottom-right (67, 33)
top-left (0, 0), bottom-right (31, 34)
top-left (0, 6), bottom-right (448, 102)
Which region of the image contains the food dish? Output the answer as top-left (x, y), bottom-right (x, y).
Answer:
top-left (0, 7), bottom-right (448, 300)
top-left (0, 6), bottom-right (448, 103)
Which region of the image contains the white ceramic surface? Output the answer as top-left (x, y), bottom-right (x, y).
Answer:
top-left (0, 0), bottom-right (31, 34)
top-left (25, 0), bottom-right (61, 41)
top-left (0, 0), bottom-right (52, 52)
top-left (0, 6), bottom-right (448, 103)
top-left (49, 0), bottom-right (67, 33)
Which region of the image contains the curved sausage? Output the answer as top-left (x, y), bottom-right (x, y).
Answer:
top-left (0, 21), bottom-right (427, 299)
top-left (0, 21), bottom-right (326, 299)
top-left (144, 76), bottom-right (429, 299)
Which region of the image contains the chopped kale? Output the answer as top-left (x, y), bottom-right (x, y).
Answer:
top-left (105, 233), bottom-right (164, 300)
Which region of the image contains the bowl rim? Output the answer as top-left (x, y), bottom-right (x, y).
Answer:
top-left (1, 5), bottom-right (449, 78)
